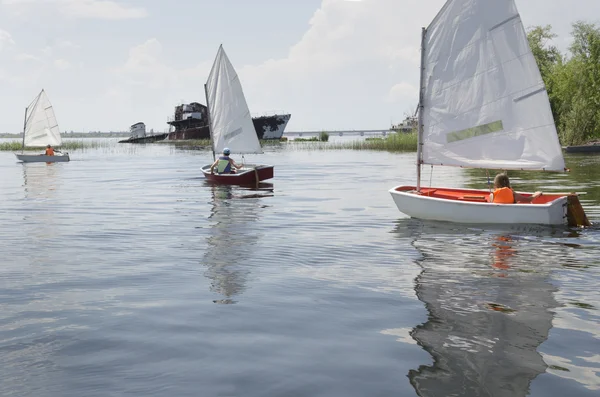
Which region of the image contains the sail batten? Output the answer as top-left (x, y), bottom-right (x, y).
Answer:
top-left (24, 90), bottom-right (62, 147)
top-left (205, 46), bottom-right (262, 155)
top-left (420, 0), bottom-right (566, 172)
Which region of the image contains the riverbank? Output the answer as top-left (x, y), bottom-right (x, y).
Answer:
top-left (0, 140), bottom-right (110, 151)
top-left (0, 132), bottom-right (418, 152)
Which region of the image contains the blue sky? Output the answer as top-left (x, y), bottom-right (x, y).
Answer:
top-left (0, 0), bottom-right (599, 133)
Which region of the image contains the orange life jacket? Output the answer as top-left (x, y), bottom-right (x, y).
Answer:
top-left (45, 147), bottom-right (55, 156)
top-left (492, 187), bottom-right (515, 204)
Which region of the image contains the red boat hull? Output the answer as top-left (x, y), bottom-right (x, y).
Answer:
top-left (201, 165), bottom-right (274, 185)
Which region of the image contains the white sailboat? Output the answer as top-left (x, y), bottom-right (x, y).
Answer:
top-left (200, 45), bottom-right (274, 185)
top-left (15, 89), bottom-right (70, 163)
top-left (389, 0), bottom-right (588, 226)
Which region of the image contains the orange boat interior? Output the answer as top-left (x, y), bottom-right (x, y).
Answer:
top-left (394, 186), bottom-right (564, 205)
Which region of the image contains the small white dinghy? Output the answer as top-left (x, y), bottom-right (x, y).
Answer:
top-left (389, 0), bottom-right (589, 227)
top-left (15, 89), bottom-right (70, 163)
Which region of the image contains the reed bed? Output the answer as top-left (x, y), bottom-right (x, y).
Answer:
top-left (1, 133), bottom-right (417, 153)
top-left (0, 140), bottom-right (111, 151)
top-left (289, 132), bottom-right (418, 152)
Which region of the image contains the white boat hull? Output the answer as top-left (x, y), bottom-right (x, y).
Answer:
top-left (15, 153), bottom-right (70, 163)
top-left (389, 186), bottom-right (568, 225)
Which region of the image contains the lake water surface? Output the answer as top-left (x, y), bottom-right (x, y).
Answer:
top-left (1, 140), bottom-right (599, 396)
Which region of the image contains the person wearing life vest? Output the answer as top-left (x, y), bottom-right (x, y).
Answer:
top-left (488, 173), bottom-right (542, 204)
top-left (209, 148), bottom-right (243, 174)
top-left (44, 144), bottom-right (62, 156)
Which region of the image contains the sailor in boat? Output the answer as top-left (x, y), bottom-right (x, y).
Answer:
top-left (210, 148), bottom-right (243, 174)
top-left (44, 144), bottom-right (62, 156)
top-left (488, 173), bottom-right (542, 204)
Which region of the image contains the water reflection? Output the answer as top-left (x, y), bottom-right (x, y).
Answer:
top-left (22, 162), bottom-right (62, 199)
top-left (202, 183), bottom-right (273, 304)
top-left (394, 220), bottom-right (575, 397)
top-left (20, 163), bottom-right (64, 245)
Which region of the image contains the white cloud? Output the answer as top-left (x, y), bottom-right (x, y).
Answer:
top-left (60, 0), bottom-right (147, 20)
top-left (14, 52), bottom-right (40, 62)
top-left (103, 38), bottom-right (212, 132)
top-left (1, 0), bottom-right (147, 20)
top-left (236, 0), bottom-right (429, 130)
top-left (388, 82), bottom-right (418, 104)
top-left (3, 0), bottom-right (600, 133)
top-left (54, 58), bottom-right (71, 70)
top-left (0, 29), bottom-right (15, 51)
top-left (115, 38), bottom-right (177, 89)
top-left (55, 39), bottom-right (80, 49)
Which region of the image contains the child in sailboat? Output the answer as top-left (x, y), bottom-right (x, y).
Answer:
top-left (210, 148), bottom-right (243, 174)
top-left (488, 173), bottom-right (542, 204)
top-left (44, 144), bottom-right (62, 156)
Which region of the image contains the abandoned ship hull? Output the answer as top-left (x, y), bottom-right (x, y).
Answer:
top-left (253, 114), bottom-right (291, 139)
top-left (119, 133), bottom-right (168, 143)
top-left (167, 114), bottom-right (291, 140)
top-left (168, 126), bottom-right (210, 140)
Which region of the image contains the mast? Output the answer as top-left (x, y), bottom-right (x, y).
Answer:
top-left (204, 83), bottom-right (216, 161)
top-left (21, 106), bottom-right (28, 154)
top-left (416, 27), bottom-right (427, 192)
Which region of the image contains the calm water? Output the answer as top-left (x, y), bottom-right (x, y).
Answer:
top-left (1, 140), bottom-right (599, 396)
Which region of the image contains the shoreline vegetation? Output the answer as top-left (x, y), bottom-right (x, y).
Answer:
top-left (0, 131), bottom-right (419, 152)
top-left (528, 22), bottom-right (600, 145)
top-left (0, 140), bottom-right (105, 151)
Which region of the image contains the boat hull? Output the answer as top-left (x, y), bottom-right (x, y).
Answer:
top-left (167, 114), bottom-right (291, 140)
top-left (168, 126), bottom-right (210, 140)
top-left (15, 153), bottom-right (70, 163)
top-left (564, 144), bottom-right (600, 153)
top-left (389, 186), bottom-right (569, 225)
top-left (119, 133), bottom-right (168, 143)
top-left (201, 164), bottom-right (274, 185)
top-left (253, 114), bottom-right (291, 139)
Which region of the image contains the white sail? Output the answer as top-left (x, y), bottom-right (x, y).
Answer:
top-left (24, 90), bottom-right (62, 147)
top-left (206, 45), bottom-right (262, 155)
top-left (420, 0), bottom-right (565, 172)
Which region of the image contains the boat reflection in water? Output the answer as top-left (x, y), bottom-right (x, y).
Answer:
top-left (22, 162), bottom-right (62, 199)
top-left (202, 183), bottom-right (273, 304)
top-left (393, 219), bottom-right (577, 397)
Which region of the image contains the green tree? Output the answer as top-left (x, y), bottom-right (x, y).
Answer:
top-left (557, 22), bottom-right (600, 144)
top-left (527, 25), bottom-right (562, 126)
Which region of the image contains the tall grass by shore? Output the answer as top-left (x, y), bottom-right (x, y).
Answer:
top-left (290, 132), bottom-right (418, 152)
top-left (1, 133), bottom-right (418, 152)
top-left (0, 140), bottom-right (110, 151)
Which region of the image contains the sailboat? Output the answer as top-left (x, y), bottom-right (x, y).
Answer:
top-left (15, 89), bottom-right (70, 163)
top-left (389, 0), bottom-right (588, 226)
top-left (200, 45), bottom-right (274, 185)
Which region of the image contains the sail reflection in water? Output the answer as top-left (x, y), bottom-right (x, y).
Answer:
top-left (21, 163), bottom-right (65, 245)
top-left (202, 183), bottom-right (273, 304)
top-left (22, 162), bottom-right (62, 199)
top-left (394, 220), bottom-right (577, 397)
